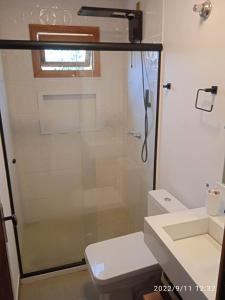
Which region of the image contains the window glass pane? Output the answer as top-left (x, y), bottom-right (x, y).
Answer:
top-left (29, 24), bottom-right (100, 77)
top-left (44, 50), bottom-right (87, 63)
top-left (41, 65), bottom-right (93, 71)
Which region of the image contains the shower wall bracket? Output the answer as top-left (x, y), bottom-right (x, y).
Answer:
top-left (78, 6), bottom-right (143, 43)
top-left (193, 1), bottom-right (212, 20)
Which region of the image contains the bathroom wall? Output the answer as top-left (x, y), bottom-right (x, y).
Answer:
top-left (0, 0), bottom-right (128, 224)
top-left (124, 0), bottom-right (163, 228)
top-left (158, 0), bottom-right (225, 208)
top-left (125, 0), bottom-right (225, 211)
top-left (0, 53), bottom-right (20, 299)
top-left (0, 0), bottom-right (127, 41)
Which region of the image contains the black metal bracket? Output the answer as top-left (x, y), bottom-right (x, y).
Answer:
top-left (163, 83), bottom-right (171, 90)
top-left (78, 6), bottom-right (143, 43)
top-left (3, 214), bottom-right (18, 226)
top-left (195, 85), bottom-right (218, 112)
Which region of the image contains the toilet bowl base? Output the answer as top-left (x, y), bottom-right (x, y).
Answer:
top-left (97, 268), bottom-right (162, 300)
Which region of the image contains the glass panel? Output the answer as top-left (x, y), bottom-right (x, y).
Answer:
top-left (0, 49), bottom-right (159, 274)
top-left (41, 50), bottom-right (93, 71)
top-left (44, 50), bottom-right (87, 63)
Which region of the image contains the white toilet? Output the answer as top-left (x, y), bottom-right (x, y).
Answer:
top-left (85, 189), bottom-right (187, 300)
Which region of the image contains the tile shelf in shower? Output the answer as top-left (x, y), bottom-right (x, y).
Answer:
top-left (84, 186), bottom-right (124, 214)
top-left (38, 92), bottom-right (100, 134)
top-left (82, 134), bottom-right (123, 159)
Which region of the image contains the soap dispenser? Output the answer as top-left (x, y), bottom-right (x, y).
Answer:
top-left (206, 188), bottom-right (221, 216)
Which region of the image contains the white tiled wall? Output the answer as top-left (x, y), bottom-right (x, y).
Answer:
top-left (123, 0), bottom-right (163, 229)
top-left (0, 0), bottom-right (128, 223)
top-left (0, 0), bottom-right (165, 290)
top-left (0, 0), bottom-right (164, 235)
top-left (0, 0), bottom-right (127, 41)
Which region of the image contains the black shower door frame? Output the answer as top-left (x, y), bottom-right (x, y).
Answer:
top-left (0, 40), bottom-right (162, 278)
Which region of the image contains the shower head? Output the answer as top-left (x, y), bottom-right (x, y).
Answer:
top-left (78, 6), bottom-right (138, 18)
top-left (77, 6), bottom-right (143, 43)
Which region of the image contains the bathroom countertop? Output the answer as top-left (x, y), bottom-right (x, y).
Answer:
top-left (144, 208), bottom-right (225, 300)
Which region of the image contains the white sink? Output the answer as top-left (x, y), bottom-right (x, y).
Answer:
top-left (164, 217), bottom-right (224, 245)
top-left (144, 208), bottom-right (224, 300)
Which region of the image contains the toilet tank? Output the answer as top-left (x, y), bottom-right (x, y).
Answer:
top-left (148, 189), bottom-right (187, 216)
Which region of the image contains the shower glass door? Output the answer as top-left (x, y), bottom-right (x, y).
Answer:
top-left (0, 49), bottom-right (160, 274)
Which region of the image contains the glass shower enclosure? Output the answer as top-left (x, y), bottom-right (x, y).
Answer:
top-left (0, 41), bottom-right (162, 277)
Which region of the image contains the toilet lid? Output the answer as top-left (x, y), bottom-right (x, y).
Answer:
top-left (85, 232), bottom-right (158, 285)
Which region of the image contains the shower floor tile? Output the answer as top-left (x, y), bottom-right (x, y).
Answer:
top-left (20, 270), bottom-right (161, 300)
top-left (21, 207), bottom-right (134, 273)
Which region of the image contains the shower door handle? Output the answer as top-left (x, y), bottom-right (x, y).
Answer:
top-left (0, 203), bottom-right (8, 242)
top-left (0, 203), bottom-right (18, 244)
top-left (0, 203), bottom-right (18, 227)
top-left (3, 214), bottom-right (18, 226)
top-left (163, 83), bottom-right (171, 90)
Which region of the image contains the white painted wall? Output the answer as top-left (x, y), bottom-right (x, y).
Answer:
top-left (0, 54), bottom-right (20, 300)
top-left (158, 0), bottom-right (225, 208)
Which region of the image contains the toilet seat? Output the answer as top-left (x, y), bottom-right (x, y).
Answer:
top-left (85, 232), bottom-right (159, 286)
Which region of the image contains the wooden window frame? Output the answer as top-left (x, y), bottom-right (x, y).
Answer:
top-left (29, 24), bottom-right (101, 78)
